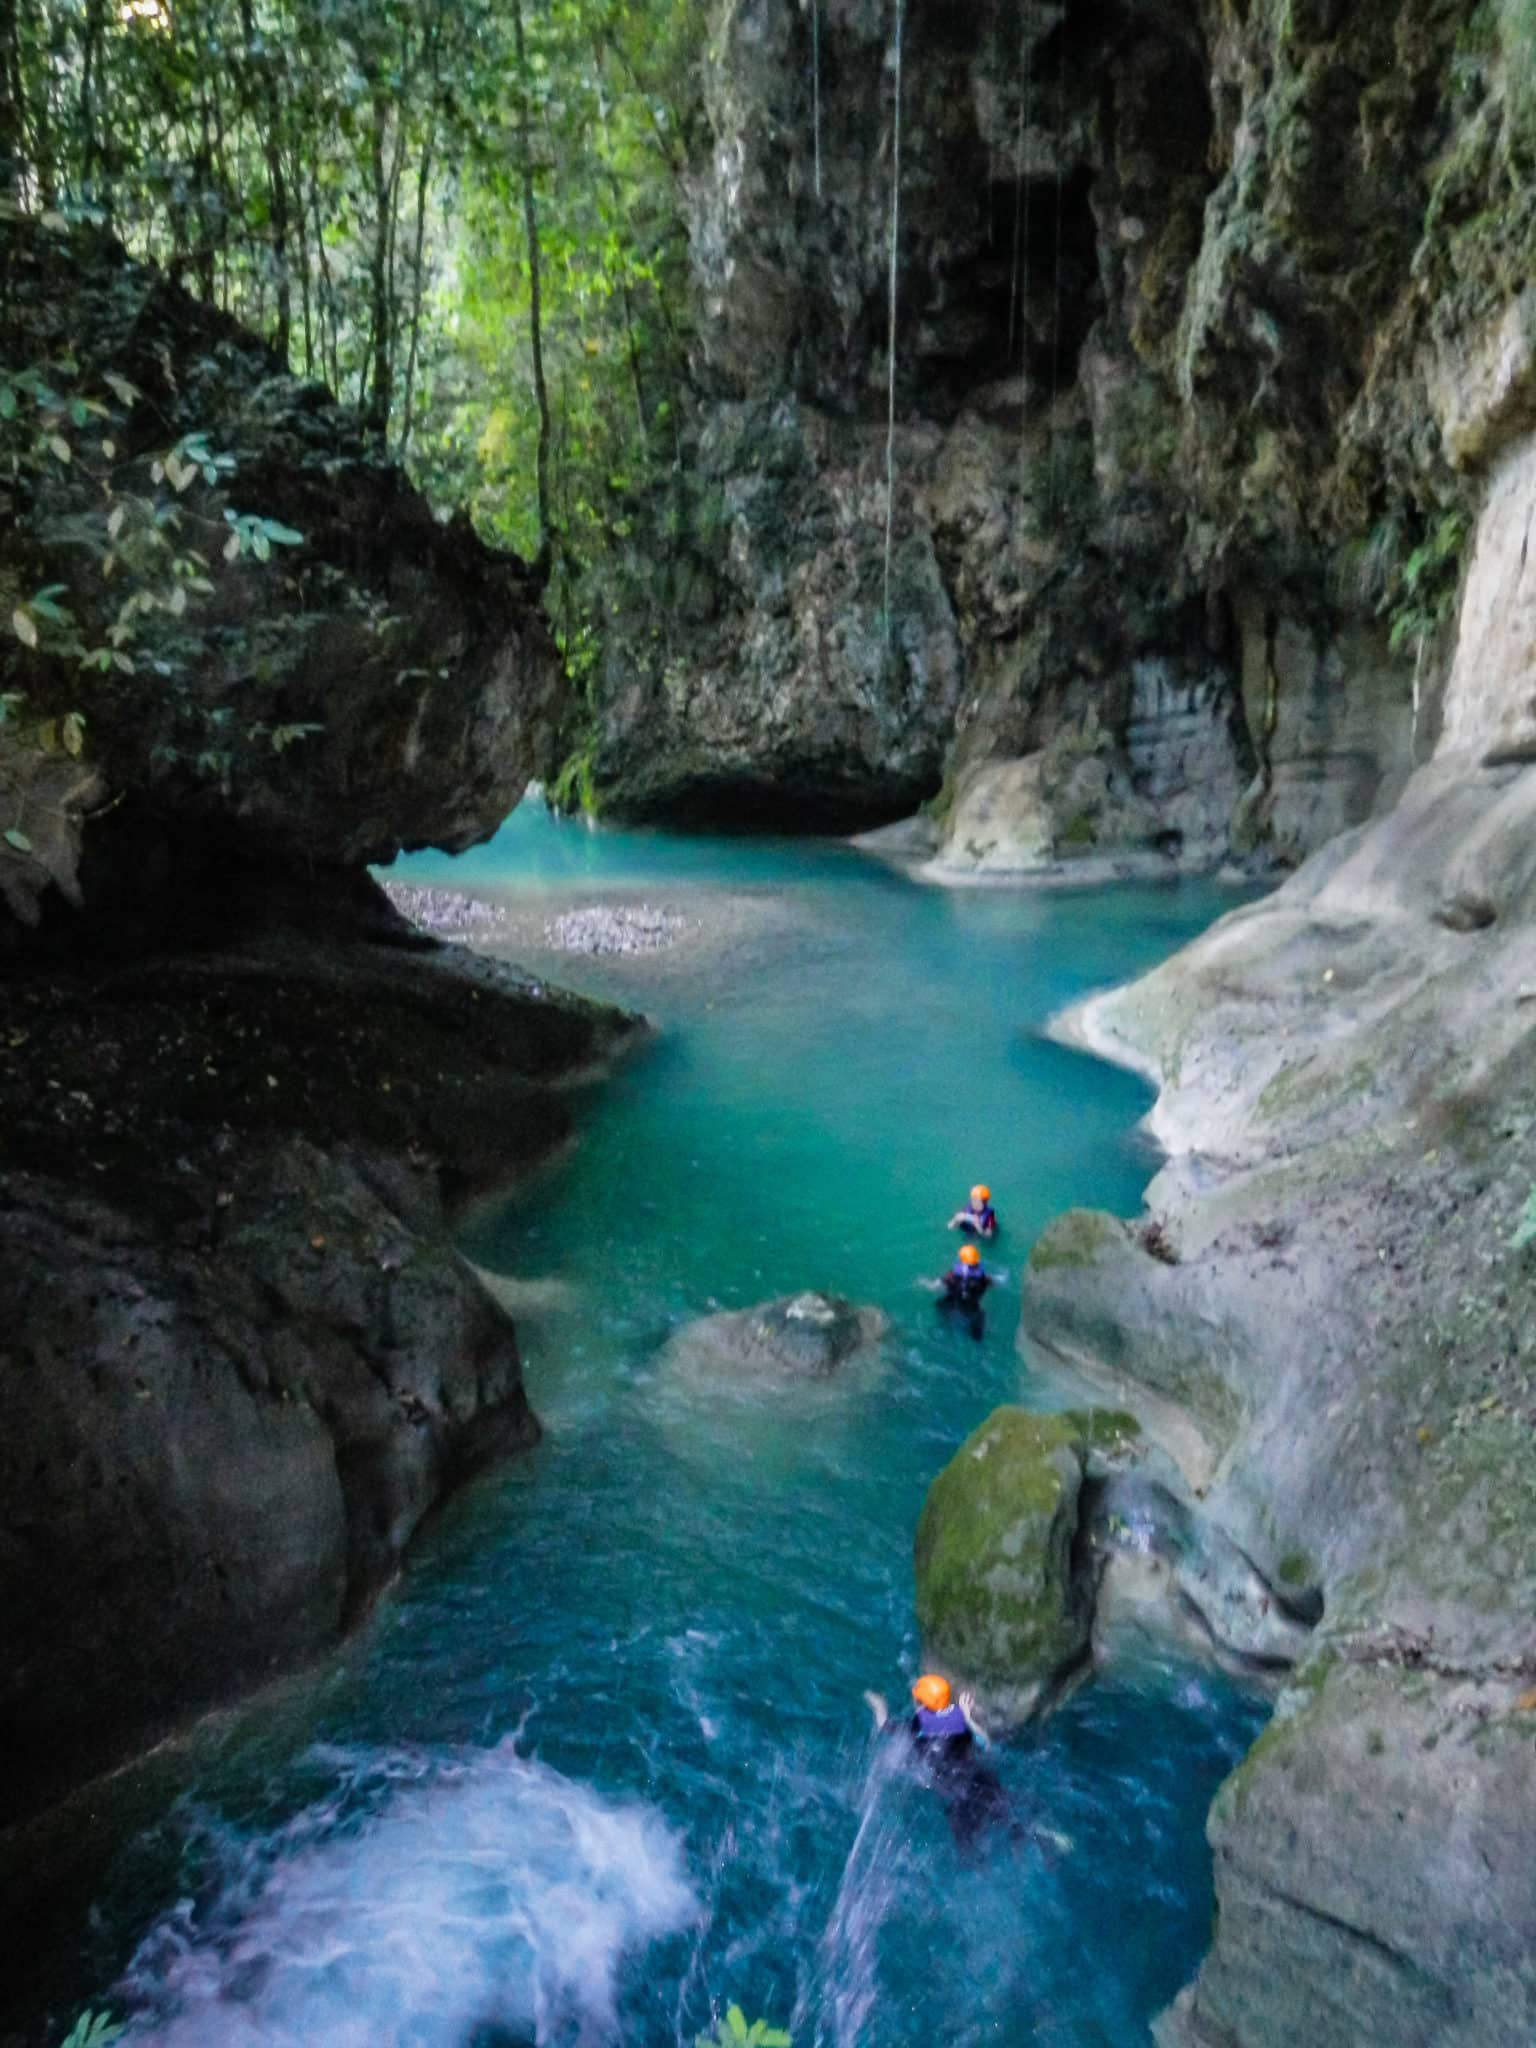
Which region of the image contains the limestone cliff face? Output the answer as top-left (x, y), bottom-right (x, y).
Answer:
top-left (591, 0), bottom-right (1528, 877)
top-left (1026, 335), bottom-right (1536, 2046)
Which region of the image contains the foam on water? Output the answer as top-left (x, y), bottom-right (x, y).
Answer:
top-left (115, 1744), bottom-right (696, 2048)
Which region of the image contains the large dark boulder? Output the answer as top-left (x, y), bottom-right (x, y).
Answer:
top-left (0, 218), bottom-right (566, 944)
top-left (0, 921), bottom-right (639, 1828)
top-left (0, 225), bottom-right (627, 1835)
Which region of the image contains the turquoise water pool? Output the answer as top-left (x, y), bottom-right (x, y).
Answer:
top-left (44, 812), bottom-right (1265, 2047)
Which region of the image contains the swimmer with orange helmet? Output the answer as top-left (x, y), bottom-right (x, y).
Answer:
top-left (918, 1242), bottom-right (998, 1337)
top-left (864, 1675), bottom-right (1070, 1858)
top-left (949, 1184), bottom-right (998, 1238)
top-left (863, 1674), bottom-right (1017, 1853)
top-left (940, 1242), bottom-right (991, 1305)
top-left (863, 1671), bottom-right (990, 1750)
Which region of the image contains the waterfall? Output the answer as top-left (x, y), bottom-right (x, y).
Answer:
top-left (883, 0), bottom-right (906, 646)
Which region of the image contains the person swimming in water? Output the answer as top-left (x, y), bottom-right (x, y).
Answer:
top-left (924, 1243), bottom-right (994, 1336)
top-left (863, 1675), bottom-right (1014, 1853)
top-left (949, 1184), bottom-right (997, 1238)
top-left (863, 1675), bottom-right (1071, 1860)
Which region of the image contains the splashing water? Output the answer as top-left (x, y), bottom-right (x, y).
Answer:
top-left (115, 1744), bottom-right (697, 2048)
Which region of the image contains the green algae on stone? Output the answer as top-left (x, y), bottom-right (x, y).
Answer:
top-left (1028, 1209), bottom-right (1123, 1272)
top-left (913, 1407), bottom-right (1100, 1716)
top-left (1062, 1408), bottom-right (1145, 1459)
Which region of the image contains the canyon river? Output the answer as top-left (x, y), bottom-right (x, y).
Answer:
top-left (39, 812), bottom-right (1267, 2048)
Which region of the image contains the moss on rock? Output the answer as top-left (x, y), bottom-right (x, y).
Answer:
top-left (914, 1407), bottom-right (1113, 1717)
top-left (1028, 1209), bottom-right (1123, 1272)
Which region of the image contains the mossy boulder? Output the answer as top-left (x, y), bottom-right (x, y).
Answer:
top-left (913, 1407), bottom-right (1117, 1721)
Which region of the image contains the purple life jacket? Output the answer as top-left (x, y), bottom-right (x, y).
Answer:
top-left (946, 1262), bottom-right (989, 1302)
top-left (973, 1204), bottom-right (997, 1233)
top-left (914, 1703), bottom-right (969, 1741)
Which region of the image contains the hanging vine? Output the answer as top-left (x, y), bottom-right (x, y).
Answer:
top-left (883, 0), bottom-right (905, 646)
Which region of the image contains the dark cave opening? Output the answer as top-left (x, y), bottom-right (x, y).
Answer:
top-left (908, 160), bottom-right (1103, 420)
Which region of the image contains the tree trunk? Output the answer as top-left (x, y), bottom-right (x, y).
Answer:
top-left (399, 123), bottom-right (435, 458)
top-left (237, 0), bottom-right (292, 360)
top-left (77, 0), bottom-right (105, 204)
top-left (511, 0), bottom-right (552, 582)
top-left (365, 86), bottom-right (393, 444)
top-left (0, 0), bottom-right (21, 198)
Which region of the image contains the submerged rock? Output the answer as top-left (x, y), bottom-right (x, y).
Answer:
top-left (912, 1407), bottom-right (1127, 1723)
top-left (663, 1291), bottom-right (888, 1382)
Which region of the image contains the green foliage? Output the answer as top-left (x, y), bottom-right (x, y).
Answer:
top-left (1386, 510), bottom-right (1470, 653)
top-left (1357, 505), bottom-right (1471, 655)
top-left (548, 737), bottom-right (599, 818)
top-left (0, 352), bottom-right (302, 682)
top-left (695, 2005), bottom-right (792, 2048)
top-left (60, 2015), bottom-right (125, 2048)
top-left (0, 0), bottom-right (706, 698)
top-left (1497, 0), bottom-right (1536, 146)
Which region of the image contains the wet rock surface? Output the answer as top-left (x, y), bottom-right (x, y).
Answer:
top-left (1091, 1470), bottom-right (1322, 1675)
top-left (0, 904), bottom-right (640, 1828)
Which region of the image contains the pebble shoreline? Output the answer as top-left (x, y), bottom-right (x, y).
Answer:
top-left (544, 904), bottom-right (687, 955)
top-left (383, 883), bottom-right (689, 957)
top-left (383, 883), bottom-right (510, 938)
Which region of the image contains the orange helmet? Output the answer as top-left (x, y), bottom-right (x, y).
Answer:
top-left (912, 1674), bottom-right (952, 1712)
top-left (972, 1185), bottom-right (991, 1203)
top-left (958, 1244), bottom-right (982, 1268)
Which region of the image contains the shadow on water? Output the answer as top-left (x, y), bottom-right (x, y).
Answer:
top-left (17, 814), bottom-right (1268, 2047)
